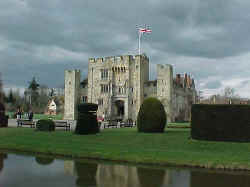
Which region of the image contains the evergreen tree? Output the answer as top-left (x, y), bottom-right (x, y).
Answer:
top-left (28, 77), bottom-right (40, 105)
top-left (29, 77), bottom-right (39, 91)
top-left (7, 89), bottom-right (15, 104)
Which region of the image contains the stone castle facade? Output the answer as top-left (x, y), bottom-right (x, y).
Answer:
top-left (64, 54), bottom-right (197, 122)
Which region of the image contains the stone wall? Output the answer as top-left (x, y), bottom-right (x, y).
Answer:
top-left (157, 64), bottom-right (174, 122)
top-left (64, 70), bottom-right (81, 120)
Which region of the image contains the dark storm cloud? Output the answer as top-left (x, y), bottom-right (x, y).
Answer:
top-left (1, 0), bottom-right (250, 97)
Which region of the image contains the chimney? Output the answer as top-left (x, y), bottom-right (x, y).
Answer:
top-left (176, 74), bottom-right (181, 85)
top-left (184, 73), bottom-right (187, 88)
top-left (187, 75), bottom-right (191, 88)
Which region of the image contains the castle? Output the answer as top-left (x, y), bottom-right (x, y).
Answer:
top-left (64, 54), bottom-right (197, 122)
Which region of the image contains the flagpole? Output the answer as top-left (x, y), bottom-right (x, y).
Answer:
top-left (138, 31), bottom-right (141, 55)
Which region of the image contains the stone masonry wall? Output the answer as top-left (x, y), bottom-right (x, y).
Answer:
top-left (157, 64), bottom-right (174, 122)
top-left (64, 70), bottom-right (81, 120)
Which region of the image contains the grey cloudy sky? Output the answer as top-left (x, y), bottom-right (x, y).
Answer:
top-left (1, 0), bottom-right (250, 98)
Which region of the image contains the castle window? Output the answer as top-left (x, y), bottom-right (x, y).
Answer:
top-left (101, 69), bottom-right (108, 80)
top-left (82, 96), bottom-right (87, 103)
top-left (101, 84), bottom-right (110, 93)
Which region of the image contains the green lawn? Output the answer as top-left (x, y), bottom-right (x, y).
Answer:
top-left (167, 122), bottom-right (190, 128)
top-left (0, 127), bottom-right (250, 170)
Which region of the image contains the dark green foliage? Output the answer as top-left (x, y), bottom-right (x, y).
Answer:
top-left (75, 161), bottom-right (97, 186)
top-left (191, 171), bottom-right (250, 187)
top-left (137, 97), bottom-right (167, 133)
top-left (35, 156), bottom-right (54, 165)
top-left (28, 77), bottom-right (39, 91)
top-left (138, 167), bottom-right (165, 187)
top-left (75, 113), bottom-right (99, 135)
top-left (191, 104), bottom-right (250, 142)
top-left (36, 119), bottom-right (55, 131)
top-left (78, 103), bottom-right (98, 113)
top-left (0, 103), bottom-right (8, 127)
top-left (75, 103), bottom-right (99, 135)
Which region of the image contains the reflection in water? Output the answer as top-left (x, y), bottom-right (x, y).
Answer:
top-left (191, 171), bottom-right (250, 187)
top-left (96, 164), bottom-right (140, 187)
top-left (35, 156), bottom-right (54, 165)
top-left (138, 167), bottom-right (165, 187)
top-left (1, 152), bottom-right (250, 187)
top-left (74, 161), bottom-right (97, 187)
top-left (0, 153), bottom-right (7, 172)
top-left (64, 160), bottom-right (75, 176)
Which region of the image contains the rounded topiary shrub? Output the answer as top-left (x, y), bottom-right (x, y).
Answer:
top-left (75, 103), bottom-right (99, 135)
top-left (36, 119), bottom-right (55, 131)
top-left (137, 97), bottom-right (167, 133)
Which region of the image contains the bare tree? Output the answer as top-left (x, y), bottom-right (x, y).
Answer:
top-left (224, 87), bottom-right (235, 98)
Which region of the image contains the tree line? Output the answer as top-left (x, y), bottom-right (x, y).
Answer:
top-left (3, 77), bottom-right (64, 114)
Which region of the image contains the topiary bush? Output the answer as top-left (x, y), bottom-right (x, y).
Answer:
top-left (78, 103), bottom-right (98, 113)
top-left (75, 103), bottom-right (99, 135)
top-left (137, 97), bottom-right (167, 133)
top-left (191, 104), bottom-right (250, 142)
top-left (36, 119), bottom-right (55, 131)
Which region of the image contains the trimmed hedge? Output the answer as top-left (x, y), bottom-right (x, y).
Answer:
top-left (75, 103), bottom-right (99, 135)
top-left (78, 103), bottom-right (98, 113)
top-left (137, 97), bottom-right (167, 133)
top-left (36, 119), bottom-right (55, 131)
top-left (191, 104), bottom-right (250, 142)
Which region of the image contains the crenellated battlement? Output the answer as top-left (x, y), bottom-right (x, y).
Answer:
top-left (88, 55), bottom-right (142, 64)
top-left (65, 69), bottom-right (81, 73)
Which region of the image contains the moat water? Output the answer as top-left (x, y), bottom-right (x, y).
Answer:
top-left (0, 152), bottom-right (250, 187)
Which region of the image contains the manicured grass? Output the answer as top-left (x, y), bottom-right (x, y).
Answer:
top-left (167, 122), bottom-right (190, 128)
top-left (0, 127), bottom-right (250, 170)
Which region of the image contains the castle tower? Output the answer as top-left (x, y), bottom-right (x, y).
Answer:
top-left (64, 70), bottom-right (81, 120)
top-left (133, 55), bottom-right (149, 120)
top-left (157, 64), bottom-right (173, 122)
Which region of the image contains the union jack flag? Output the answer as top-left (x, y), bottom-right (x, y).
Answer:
top-left (139, 28), bottom-right (152, 34)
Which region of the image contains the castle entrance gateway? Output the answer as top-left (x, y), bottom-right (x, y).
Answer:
top-left (114, 100), bottom-right (124, 121)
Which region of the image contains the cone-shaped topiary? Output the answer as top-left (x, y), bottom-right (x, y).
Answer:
top-left (137, 97), bottom-right (167, 133)
top-left (75, 103), bottom-right (99, 135)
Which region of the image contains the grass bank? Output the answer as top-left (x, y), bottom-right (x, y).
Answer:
top-left (1, 127), bottom-right (250, 171)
